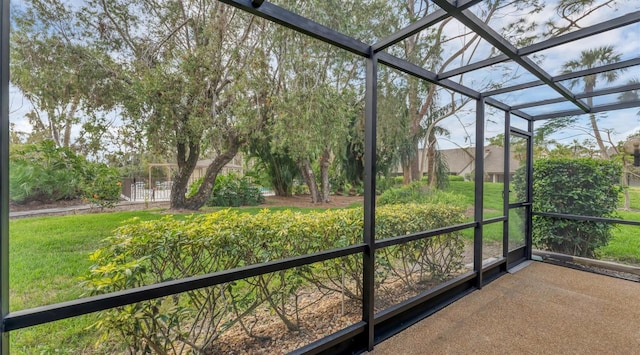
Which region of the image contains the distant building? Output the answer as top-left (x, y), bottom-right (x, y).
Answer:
top-left (392, 145), bottom-right (522, 182)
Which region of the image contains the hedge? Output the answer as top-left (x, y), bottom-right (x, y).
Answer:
top-left (83, 203), bottom-right (465, 353)
top-left (514, 158), bottom-right (622, 257)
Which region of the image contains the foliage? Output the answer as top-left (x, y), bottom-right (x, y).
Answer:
top-left (246, 133), bottom-right (299, 197)
top-left (185, 178), bottom-right (203, 199)
top-left (378, 181), bottom-right (465, 207)
top-left (10, 141), bottom-right (121, 208)
top-left (10, 141), bottom-right (84, 203)
top-left (84, 203), bottom-right (465, 352)
top-left (10, 8), bottom-right (118, 156)
top-left (10, 211), bottom-right (181, 353)
top-left (448, 175), bottom-right (464, 182)
top-left (207, 174), bottom-right (265, 207)
top-left (514, 158), bottom-right (622, 257)
top-left (81, 164), bottom-right (121, 209)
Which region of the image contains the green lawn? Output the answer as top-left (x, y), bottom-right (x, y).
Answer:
top-left (10, 211), bottom-right (187, 352)
top-left (619, 186), bottom-right (640, 210)
top-left (598, 211), bottom-right (640, 264)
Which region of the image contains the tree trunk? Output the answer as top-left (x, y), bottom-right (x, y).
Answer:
top-left (170, 140), bottom-right (200, 209)
top-left (170, 135), bottom-right (241, 210)
top-left (589, 113), bottom-right (609, 159)
top-left (402, 161), bottom-right (411, 185)
top-left (410, 145), bottom-right (421, 182)
top-left (298, 158), bottom-right (321, 203)
top-left (319, 147), bottom-right (331, 202)
top-left (623, 161), bottom-right (630, 210)
top-left (63, 99), bottom-right (79, 148)
top-left (426, 141), bottom-right (437, 188)
top-left (586, 89), bottom-right (609, 159)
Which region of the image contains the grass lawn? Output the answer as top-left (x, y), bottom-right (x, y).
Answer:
top-left (599, 211), bottom-right (640, 264)
top-left (619, 186), bottom-right (640, 210)
top-left (10, 211), bottom-right (188, 352)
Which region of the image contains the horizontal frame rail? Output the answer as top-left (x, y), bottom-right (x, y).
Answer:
top-left (373, 271), bottom-right (476, 324)
top-left (218, 0), bottom-right (370, 57)
top-left (373, 0), bottom-right (483, 53)
top-left (3, 244), bottom-right (365, 331)
top-left (532, 249), bottom-right (640, 276)
top-left (533, 98), bottom-right (640, 121)
top-left (533, 212), bottom-right (640, 226)
top-left (482, 216), bottom-right (506, 225)
top-left (439, 10), bottom-right (640, 80)
top-left (291, 321), bottom-right (367, 355)
top-left (375, 222), bottom-right (477, 249)
top-left (377, 52), bottom-right (481, 99)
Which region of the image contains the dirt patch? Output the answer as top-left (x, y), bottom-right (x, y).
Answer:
top-left (9, 199), bottom-right (88, 212)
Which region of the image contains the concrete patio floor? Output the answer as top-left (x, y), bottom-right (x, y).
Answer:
top-left (371, 261), bottom-right (640, 354)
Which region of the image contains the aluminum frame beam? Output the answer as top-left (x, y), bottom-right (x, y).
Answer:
top-left (484, 58), bottom-right (640, 99)
top-left (438, 10), bottom-right (640, 80)
top-left (483, 80), bottom-right (544, 97)
top-left (218, 0), bottom-right (370, 57)
top-left (363, 53), bottom-right (377, 351)
top-left (373, 10), bottom-right (449, 53)
top-left (512, 82), bottom-right (640, 110)
top-left (377, 52), bottom-right (481, 99)
top-left (3, 244), bottom-right (364, 331)
top-left (372, 0), bottom-right (484, 53)
top-left (554, 57), bottom-right (640, 82)
top-left (533, 98), bottom-right (640, 121)
top-left (1, 0), bottom-right (9, 351)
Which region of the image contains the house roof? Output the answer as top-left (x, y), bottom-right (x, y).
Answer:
top-left (440, 147), bottom-right (475, 175)
top-left (440, 145), bottom-right (521, 175)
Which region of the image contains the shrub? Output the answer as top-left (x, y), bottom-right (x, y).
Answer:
top-left (448, 175), bottom-right (464, 182)
top-left (207, 174), bottom-right (264, 207)
top-left (378, 181), bottom-right (465, 207)
top-left (84, 203), bottom-right (465, 352)
top-left (10, 141), bottom-right (84, 203)
top-left (81, 164), bottom-right (121, 209)
top-left (514, 158), bottom-right (622, 257)
top-left (9, 141), bottom-right (121, 208)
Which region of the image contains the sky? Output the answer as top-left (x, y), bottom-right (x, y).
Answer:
top-left (7, 0), bottom-right (640, 153)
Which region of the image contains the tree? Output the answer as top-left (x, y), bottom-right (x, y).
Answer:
top-left (10, 9), bottom-right (118, 157)
top-left (264, 0), bottom-right (387, 203)
top-left (17, 0), bottom-right (272, 210)
top-left (380, 0), bottom-right (545, 188)
top-left (618, 78), bottom-right (640, 115)
top-left (561, 46), bottom-right (622, 159)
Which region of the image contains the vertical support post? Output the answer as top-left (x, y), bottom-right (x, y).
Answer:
top-left (474, 97), bottom-right (485, 288)
top-left (0, 0), bottom-right (10, 351)
top-left (502, 111), bottom-right (510, 264)
top-left (363, 52), bottom-right (377, 351)
top-left (526, 119), bottom-right (534, 260)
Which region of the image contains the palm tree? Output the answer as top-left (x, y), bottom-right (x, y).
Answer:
top-left (562, 46), bottom-right (622, 159)
top-left (618, 78), bottom-right (640, 116)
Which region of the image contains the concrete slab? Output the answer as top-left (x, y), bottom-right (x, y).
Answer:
top-left (370, 261), bottom-right (640, 354)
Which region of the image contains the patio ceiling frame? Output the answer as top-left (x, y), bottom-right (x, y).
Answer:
top-left (438, 10), bottom-right (640, 80)
top-left (431, 0), bottom-right (590, 113)
top-left (1, 0), bottom-right (640, 354)
top-left (512, 82), bottom-right (640, 110)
